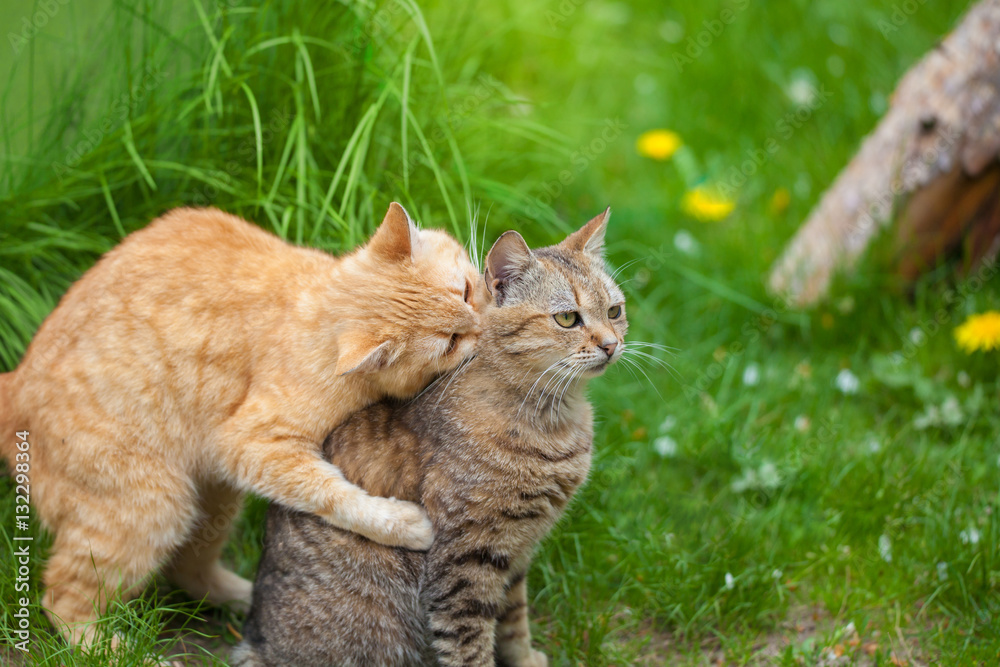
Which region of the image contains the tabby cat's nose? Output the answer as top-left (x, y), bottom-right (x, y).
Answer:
top-left (601, 341), bottom-right (617, 358)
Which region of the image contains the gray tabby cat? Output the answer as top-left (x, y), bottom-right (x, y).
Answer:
top-left (231, 209), bottom-right (626, 667)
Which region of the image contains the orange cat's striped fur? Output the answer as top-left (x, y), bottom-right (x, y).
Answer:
top-left (233, 210), bottom-right (624, 667)
top-left (0, 204), bottom-right (481, 646)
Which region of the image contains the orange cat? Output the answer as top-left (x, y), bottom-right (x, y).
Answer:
top-left (0, 203), bottom-right (481, 647)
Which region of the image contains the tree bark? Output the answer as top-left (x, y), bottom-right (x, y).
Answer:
top-left (768, 0), bottom-right (1000, 307)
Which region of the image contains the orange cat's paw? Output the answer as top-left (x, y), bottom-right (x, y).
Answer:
top-left (374, 496), bottom-right (435, 550)
top-left (346, 495), bottom-right (434, 550)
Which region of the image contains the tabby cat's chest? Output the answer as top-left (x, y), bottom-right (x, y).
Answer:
top-left (476, 422), bottom-right (593, 526)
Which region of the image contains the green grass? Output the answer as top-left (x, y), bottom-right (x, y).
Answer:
top-left (2, 0), bottom-right (998, 664)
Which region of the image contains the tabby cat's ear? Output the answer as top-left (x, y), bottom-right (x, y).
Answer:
top-left (485, 231), bottom-right (533, 300)
top-left (560, 206), bottom-right (610, 258)
top-left (335, 331), bottom-right (397, 375)
top-left (368, 202), bottom-right (418, 262)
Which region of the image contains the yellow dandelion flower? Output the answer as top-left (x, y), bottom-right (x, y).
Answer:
top-left (636, 129), bottom-right (682, 161)
top-left (769, 187), bottom-right (790, 216)
top-left (955, 311), bottom-right (1000, 353)
top-left (682, 186), bottom-right (736, 222)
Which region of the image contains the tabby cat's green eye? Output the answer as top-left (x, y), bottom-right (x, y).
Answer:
top-left (608, 305), bottom-right (622, 319)
top-left (554, 311), bottom-right (579, 328)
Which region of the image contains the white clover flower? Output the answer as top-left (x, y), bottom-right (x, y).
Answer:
top-left (673, 230), bottom-right (700, 256)
top-left (960, 528), bottom-right (981, 545)
top-left (742, 363), bottom-right (760, 387)
top-left (940, 396), bottom-right (964, 426)
top-left (865, 435), bottom-right (882, 454)
top-left (937, 562), bottom-right (948, 581)
top-left (914, 405), bottom-right (940, 430)
top-left (654, 435), bottom-right (678, 458)
top-left (878, 534), bottom-right (892, 563)
top-left (731, 461), bottom-right (781, 495)
top-left (835, 369), bottom-right (860, 394)
top-left (731, 468), bottom-right (758, 494)
top-left (794, 415), bottom-right (810, 432)
top-left (771, 568), bottom-right (783, 580)
top-left (724, 572), bottom-right (735, 590)
top-left (915, 396), bottom-right (965, 430)
top-left (659, 415), bottom-right (677, 433)
top-left (758, 462), bottom-right (781, 489)
top-left (786, 69), bottom-right (817, 106)
top-left (909, 327), bottom-right (926, 345)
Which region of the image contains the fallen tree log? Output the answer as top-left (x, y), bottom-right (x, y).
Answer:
top-left (768, 0), bottom-right (1000, 307)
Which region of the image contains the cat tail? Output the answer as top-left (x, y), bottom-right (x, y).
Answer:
top-left (0, 371), bottom-right (14, 467)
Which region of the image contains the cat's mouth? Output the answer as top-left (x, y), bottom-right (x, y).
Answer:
top-left (586, 358), bottom-right (614, 375)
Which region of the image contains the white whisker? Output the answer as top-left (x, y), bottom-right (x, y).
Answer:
top-left (545, 366), bottom-right (576, 422)
top-left (609, 257), bottom-right (645, 281)
top-left (479, 204), bottom-right (493, 272)
top-left (515, 355), bottom-right (571, 420)
top-left (552, 365), bottom-right (585, 421)
top-left (434, 354), bottom-right (478, 405)
top-left (466, 202), bottom-right (482, 272)
top-left (617, 355), bottom-right (666, 401)
top-left (613, 357), bottom-right (642, 383)
top-left (625, 340), bottom-right (679, 354)
top-left (533, 364), bottom-right (570, 419)
top-left (409, 363), bottom-right (451, 404)
top-left (621, 350), bottom-right (682, 383)
top-left (622, 349), bottom-right (673, 369)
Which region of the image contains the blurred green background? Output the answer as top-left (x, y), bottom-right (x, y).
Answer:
top-left (2, 0), bottom-right (998, 664)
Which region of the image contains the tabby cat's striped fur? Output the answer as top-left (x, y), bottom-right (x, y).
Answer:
top-left (233, 210), bottom-right (625, 667)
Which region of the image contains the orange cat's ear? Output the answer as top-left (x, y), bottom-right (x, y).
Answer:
top-left (367, 202), bottom-right (418, 262)
top-left (561, 206), bottom-right (610, 258)
top-left (485, 231), bottom-right (533, 302)
top-left (335, 331), bottom-right (398, 375)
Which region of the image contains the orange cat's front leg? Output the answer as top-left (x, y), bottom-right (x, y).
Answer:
top-left (217, 422), bottom-right (433, 550)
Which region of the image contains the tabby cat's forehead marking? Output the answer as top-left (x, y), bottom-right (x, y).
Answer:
top-left (534, 248), bottom-right (619, 312)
